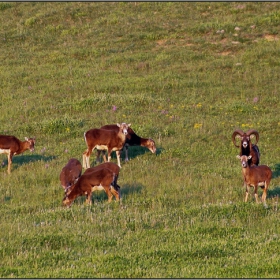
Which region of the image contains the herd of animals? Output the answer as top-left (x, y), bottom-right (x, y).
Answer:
top-left (232, 129), bottom-right (272, 206)
top-left (0, 125), bottom-right (273, 207)
top-left (0, 123), bottom-right (157, 206)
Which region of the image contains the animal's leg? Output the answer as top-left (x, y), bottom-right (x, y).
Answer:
top-left (254, 186), bottom-right (259, 203)
top-left (7, 153), bottom-right (12, 174)
top-left (104, 187), bottom-right (113, 203)
top-left (107, 150), bottom-right (112, 163)
top-left (96, 150), bottom-right (102, 163)
top-left (102, 150), bottom-right (107, 163)
top-left (85, 146), bottom-right (95, 168)
top-left (116, 150), bottom-right (122, 168)
top-left (110, 185), bottom-right (120, 201)
top-left (244, 185), bottom-right (249, 202)
top-left (86, 190), bottom-right (92, 205)
top-left (261, 181), bottom-right (268, 205)
top-left (125, 144), bottom-right (129, 162)
top-left (82, 153), bottom-right (86, 169)
top-left (86, 148), bottom-right (93, 168)
top-left (82, 151), bottom-right (89, 169)
top-left (87, 153), bottom-right (91, 168)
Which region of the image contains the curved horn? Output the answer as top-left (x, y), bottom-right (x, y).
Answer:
top-left (232, 129), bottom-right (245, 147)
top-left (246, 129), bottom-right (259, 144)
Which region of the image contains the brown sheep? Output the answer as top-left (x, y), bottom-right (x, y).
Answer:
top-left (63, 167), bottom-right (120, 207)
top-left (237, 155), bottom-right (272, 206)
top-left (0, 135), bottom-right (35, 174)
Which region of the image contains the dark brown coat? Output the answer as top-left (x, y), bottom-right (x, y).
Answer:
top-left (232, 129), bottom-right (260, 166)
top-left (60, 158), bottom-right (82, 191)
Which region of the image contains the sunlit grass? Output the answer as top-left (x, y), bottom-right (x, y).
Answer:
top-left (0, 1), bottom-right (280, 278)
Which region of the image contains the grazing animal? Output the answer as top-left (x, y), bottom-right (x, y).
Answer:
top-left (0, 135), bottom-right (35, 174)
top-left (65, 162), bottom-right (121, 195)
top-left (84, 162), bottom-right (121, 194)
top-left (232, 129), bottom-right (260, 166)
top-left (62, 167), bottom-right (120, 207)
top-left (97, 124), bottom-right (157, 163)
top-left (237, 155), bottom-right (272, 205)
top-left (82, 123), bottom-right (131, 169)
top-left (84, 162), bottom-right (120, 186)
top-left (60, 158), bottom-right (82, 192)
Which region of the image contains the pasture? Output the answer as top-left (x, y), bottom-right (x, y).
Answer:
top-left (0, 2), bottom-right (280, 278)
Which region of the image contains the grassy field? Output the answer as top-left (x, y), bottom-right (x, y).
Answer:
top-left (1, 2), bottom-right (280, 278)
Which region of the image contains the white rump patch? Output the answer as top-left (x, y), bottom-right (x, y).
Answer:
top-left (0, 149), bottom-right (10, 155)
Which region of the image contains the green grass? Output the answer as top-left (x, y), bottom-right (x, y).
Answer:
top-left (1, 2), bottom-right (280, 278)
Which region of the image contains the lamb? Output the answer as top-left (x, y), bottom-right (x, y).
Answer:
top-left (236, 155), bottom-right (272, 205)
top-left (232, 129), bottom-right (260, 166)
top-left (96, 124), bottom-right (156, 163)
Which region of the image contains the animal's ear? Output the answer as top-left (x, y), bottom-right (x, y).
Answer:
top-left (248, 155), bottom-right (252, 159)
top-left (249, 134), bottom-right (255, 139)
top-left (128, 123), bottom-right (131, 127)
top-left (25, 137), bottom-right (28, 141)
top-left (236, 155), bottom-right (241, 159)
top-left (236, 135), bottom-right (242, 139)
top-left (116, 123), bottom-right (120, 127)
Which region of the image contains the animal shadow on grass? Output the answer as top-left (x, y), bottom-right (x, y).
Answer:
top-left (272, 163), bottom-right (280, 179)
top-left (124, 146), bottom-right (162, 161)
top-left (267, 187), bottom-right (280, 199)
top-left (106, 146), bottom-right (162, 162)
top-left (1, 154), bottom-right (57, 171)
top-left (267, 163), bottom-right (280, 199)
top-left (119, 183), bottom-right (143, 198)
top-left (90, 147), bottom-right (162, 167)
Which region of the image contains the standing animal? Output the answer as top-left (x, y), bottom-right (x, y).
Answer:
top-left (60, 158), bottom-right (82, 192)
top-left (96, 124), bottom-right (157, 163)
top-left (62, 167), bottom-right (120, 207)
top-left (82, 123), bottom-right (131, 169)
top-left (0, 135), bottom-right (35, 174)
top-left (232, 129), bottom-right (260, 166)
top-left (236, 155), bottom-right (272, 205)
